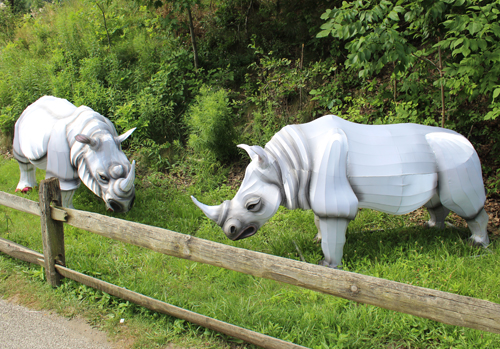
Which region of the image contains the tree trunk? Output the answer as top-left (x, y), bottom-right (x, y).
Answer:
top-left (439, 46), bottom-right (445, 128)
top-left (187, 6), bottom-right (199, 70)
top-left (95, 1), bottom-right (111, 48)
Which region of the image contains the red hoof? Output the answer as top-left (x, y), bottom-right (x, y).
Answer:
top-left (16, 187), bottom-right (32, 193)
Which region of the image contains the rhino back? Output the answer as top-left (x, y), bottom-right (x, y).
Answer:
top-left (15, 96), bottom-right (78, 161)
top-left (299, 115), bottom-right (460, 215)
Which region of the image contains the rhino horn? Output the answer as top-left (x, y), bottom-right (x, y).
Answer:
top-left (119, 160), bottom-right (135, 193)
top-left (237, 144), bottom-right (269, 169)
top-left (191, 196), bottom-right (230, 227)
top-left (115, 128), bottom-right (136, 144)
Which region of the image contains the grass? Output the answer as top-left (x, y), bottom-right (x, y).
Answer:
top-left (1, 155), bottom-right (500, 348)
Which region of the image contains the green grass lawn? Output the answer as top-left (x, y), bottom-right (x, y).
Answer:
top-left (1, 156), bottom-right (499, 348)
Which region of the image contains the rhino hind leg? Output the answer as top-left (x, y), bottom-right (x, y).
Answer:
top-left (424, 194), bottom-right (450, 229)
top-left (466, 208), bottom-right (489, 247)
top-left (427, 132), bottom-right (489, 247)
top-left (16, 161), bottom-right (37, 192)
top-left (317, 217), bottom-right (349, 269)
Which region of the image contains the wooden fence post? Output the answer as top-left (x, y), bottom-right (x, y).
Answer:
top-left (39, 177), bottom-right (65, 287)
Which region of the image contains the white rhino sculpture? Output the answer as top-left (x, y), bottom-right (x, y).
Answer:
top-left (192, 115), bottom-right (489, 268)
top-left (13, 96), bottom-right (136, 212)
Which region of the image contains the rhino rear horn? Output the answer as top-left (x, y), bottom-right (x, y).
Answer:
top-left (237, 144), bottom-right (269, 169)
top-left (75, 134), bottom-right (98, 148)
top-left (115, 128), bottom-right (136, 144)
top-left (119, 160), bottom-right (135, 193)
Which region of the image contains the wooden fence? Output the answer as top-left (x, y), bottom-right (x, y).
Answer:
top-left (1, 177), bottom-right (500, 348)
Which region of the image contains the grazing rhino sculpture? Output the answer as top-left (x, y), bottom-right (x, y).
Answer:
top-left (192, 115), bottom-right (489, 268)
top-left (13, 96), bottom-right (136, 212)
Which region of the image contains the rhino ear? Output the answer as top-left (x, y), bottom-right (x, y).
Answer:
top-left (115, 128), bottom-right (136, 144)
top-left (75, 134), bottom-right (98, 148)
top-left (237, 144), bottom-right (269, 169)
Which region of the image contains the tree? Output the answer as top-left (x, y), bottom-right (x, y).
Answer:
top-left (140, 0), bottom-right (200, 70)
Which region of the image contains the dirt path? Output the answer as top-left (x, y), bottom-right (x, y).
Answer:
top-left (0, 298), bottom-right (114, 349)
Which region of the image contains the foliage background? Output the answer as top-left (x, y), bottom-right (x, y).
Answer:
top-left (1, 0), bottom-right (499, 184)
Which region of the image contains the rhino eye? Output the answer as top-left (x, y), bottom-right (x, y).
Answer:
top-left (246, 198), bottom-right (261, 212)
top-left (98, 174), bottom-right (109, 182)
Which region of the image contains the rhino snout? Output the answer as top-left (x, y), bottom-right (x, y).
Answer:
top-left (106, 194), bottom-right (135, 213)
top-left (224, 218), bottom-right (258, 241)
top-left (107, 199), bottom-right (123, 212)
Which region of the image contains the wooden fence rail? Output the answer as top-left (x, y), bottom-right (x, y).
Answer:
top-left (0, 236), bottom-right (305, 349)
top-left (1, 178), bottom-right (500, 347)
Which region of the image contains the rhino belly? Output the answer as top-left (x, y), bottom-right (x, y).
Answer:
top-left (350, 173), bottom-right (438, 214)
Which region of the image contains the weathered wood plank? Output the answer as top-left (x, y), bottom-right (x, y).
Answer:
top-left (0, 237), bottom-right (44, 266)
top-left (54, 265), bottom-right (307, 349)
top-left (0, 191), bottom-right (40, 216)
top-left (39, 178), bottom-right (65, 287)
top-left (59, 206), bottom-right (500, 334)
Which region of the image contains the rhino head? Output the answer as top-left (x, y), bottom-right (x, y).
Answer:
top-left (192, 144), bottom-right (283, 240)
top-left (74, 128), bottom-right (136, 213)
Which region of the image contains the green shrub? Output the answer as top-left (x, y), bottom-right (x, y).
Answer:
top-left (0, 2), bottom-right (16, 43)
top-left (185, 85), bottom-right (238, 163)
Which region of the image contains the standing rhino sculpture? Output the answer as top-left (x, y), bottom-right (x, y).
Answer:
top-left (13, 96), bottom-right (136, 212)
top-left (192, 115), bottom-right (489, 268)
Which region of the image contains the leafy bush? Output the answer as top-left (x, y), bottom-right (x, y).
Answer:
top-left (317, 0), bottom-right (500, 130)
top-left (185, 85), bottom-right (237, 163)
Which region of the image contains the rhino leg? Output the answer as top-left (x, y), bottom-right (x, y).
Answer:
top-left (16, 161), bottom-right (37, 192)
top-left (61, 190), bottom-right (76, 209)
top-left (317, 217), bottom-right (349, 269)
top-left (426, 132), bottom-right (488, 246)
top-left (313, 214), bottom-right (321, 242)
top-left (424, 194), bottom-right (450, 229)
top-left (467, 208), bottom-right (489, 247)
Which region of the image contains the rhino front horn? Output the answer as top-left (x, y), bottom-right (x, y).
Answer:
top-left (119, 160), bottom-right (135, 193)
top-left (191, 196), bottom-right (230, 227)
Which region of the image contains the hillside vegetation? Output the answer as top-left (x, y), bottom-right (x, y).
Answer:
top-left (1, 0), bottom-right (500, 187)
top-left (1, 0), bottom-right (500, 348)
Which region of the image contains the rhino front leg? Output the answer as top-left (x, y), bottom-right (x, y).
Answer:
top-left (61, 190), bottom-right (76, 209)
top-left (317, 217), bottom-right (349, 269)
top-left (16, 161), bottom-right (37, 193)
top-left (313, 214), bottom-right (321, 243)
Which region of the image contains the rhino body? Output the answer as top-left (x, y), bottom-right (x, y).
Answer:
top-left (13, 96), bottom-right (136, 212)
top-left (192, 115), bottom-right (489, 268)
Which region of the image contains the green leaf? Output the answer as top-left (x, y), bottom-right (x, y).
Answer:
top-left (478, 39), bottom-right (488, 50)
top-left (469, 21), bottom-right (483, 35)
top-left (452, 37), bottom-right (464, 48)
top-left (393, 5), bottom-right (404, 13)
top-left (491, 23), bottom-right (500, 37)
top-left (469, 39), bottom-right (478, 51)
top-left (320, 9), bottom-right (332, 20)
top-left (493, 87), bottom-right (500, 100)
top-left (320, 21), bottom-right (334, 31)
top-left (484, 109), bottom-right (500, 120)
top-left (388, 11), bottom-right (399, 21)
top-left (317, 30), bottom-right (331, 38)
